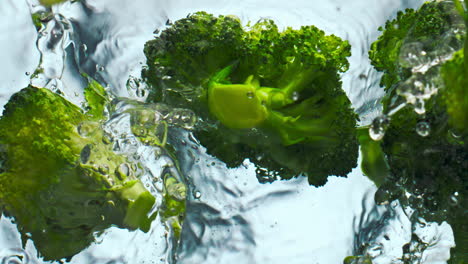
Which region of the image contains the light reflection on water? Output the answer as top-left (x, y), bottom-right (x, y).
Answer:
top-left (0, 0), bottom-right (457, 263)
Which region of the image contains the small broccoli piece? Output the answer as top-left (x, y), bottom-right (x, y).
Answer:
top-left (368, 1), bottom-right (467, 262)
top-left (143, 12), bottom-right (358, 186)
top-left (0, 84), bottom-right (156, 260)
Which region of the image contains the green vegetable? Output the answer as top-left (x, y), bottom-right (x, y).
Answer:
top-left (442, 49), bottom-right (468, 136)
top-left (357, 127), bottom-right (389, 187)
top-left (143, 12), bottom-right (358, 186)
top-left (369, 0), bottom-right (465, 93)
top-left (368, 1), bottom-right (467, 262)
top-left (0, 84), bottom-right (156, 261)
top-left (39, 0), bottom-right (70, 6)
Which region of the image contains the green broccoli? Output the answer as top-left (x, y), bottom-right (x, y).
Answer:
top-left (143, 12), bottom-right (358, 186)
top-left (357, 127), bottom-right (389, 188)
top-left (441, 49), bottom-right (468, 136)
top-left (369, 0), bottom-right (465, 93)
top-left (368, 1), bottom-right (467, 262)
top-left (39, 0), bottom-right (71, 6)
top-left (0, 83), bottom-right (156, 261)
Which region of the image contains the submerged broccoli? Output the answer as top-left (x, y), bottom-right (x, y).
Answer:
top-left (368, 1), bottom-right (467, 262)
top-left (0, 83), bottom-right (156, 260)
top-left (143, 12), bottom-right (358, 185)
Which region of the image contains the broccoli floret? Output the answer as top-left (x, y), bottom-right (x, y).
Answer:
top-left (143, 12), bottom-right (358, 186)
top-left (0, 84), bottom-right (156, 260)
top-left (368, 1), bottom-right (467, 262)
top-left (369, 1), bottom-right (465, 93)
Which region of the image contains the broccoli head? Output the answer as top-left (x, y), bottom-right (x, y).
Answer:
top-left (0, 84), bottom-right (156, 260)
top-left (368, 1), bottom-right (467, 262)
top-left (143, 12), bottom-right (358, 186)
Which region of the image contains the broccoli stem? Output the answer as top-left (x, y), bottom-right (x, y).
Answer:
top-left (208, 67), bottom-right (294, 129)
top-left (267, 110), bottom-right (337, 145)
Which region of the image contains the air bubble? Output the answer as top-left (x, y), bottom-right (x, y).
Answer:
top-left (246, 91), bottom-right (254, 99)
top-left (449, 193), bottom-right (459, 206)
top-left (416, 121), bottom-right (430, 137)
top-left (194, 191), bottom-right (201, 199)
top-left (116, 163), bottom-right (130, 180)
top-left (369, 115), bottom-right (389, 141)
top-left (96, 64), bottom-right (105, 72)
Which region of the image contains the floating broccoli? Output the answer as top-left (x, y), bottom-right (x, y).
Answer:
top-left (0, 83), bottom-right (156, 260)
top-left (367, 1), bottom-right (467, 262)
top-left (143, 12), bottom-right (358, 185)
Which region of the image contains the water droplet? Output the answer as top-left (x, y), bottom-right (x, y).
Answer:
top-left (369, 115), bottom-right (389, 141)
top-left (162, 75), bottom-right (171, 80)
top-left (450, 129), bottom-right (462, 139)
top-left (416, 121), bottom-right (430, 137)
top-left (96, 64), bottom-right (105, 72)
top-left (256, 154), bottom-right (264, 161)
top-left (80, 144), bottom-right (92, 164)
top-left (291, 91), bottom-right (299, 101)
top-left (414, 99), bottom-right (426, 115)
top-left (25, 72), bottom-right (30, 76)
top-left (194, 191), bottom-right (201, 199)
top-left (246, 91), bottom-right (254, 99)
top-left (115, 163), bottom-right (130, 180)
top-left (448, 195), bottom-right (458, 206)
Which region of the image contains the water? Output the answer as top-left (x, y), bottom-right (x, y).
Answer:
top-left (0, 0), bottom-right (459, 263)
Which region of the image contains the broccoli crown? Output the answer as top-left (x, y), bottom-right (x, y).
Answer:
top-left (369, 1), bottom-right (466, 91)
top-left (379, 94), bottom-right (467, 264)
top-left (368, 1), bottom-right (467, 262)
top-left (143, 12), bottom-right (358, 186)
top-left (0, 85), bottom-right (155, 260)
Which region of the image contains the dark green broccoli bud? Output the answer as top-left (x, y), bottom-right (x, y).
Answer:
top-left (143, 12), bottom-right (358, 186)
top-left (0, 85), bottom-right (156, 261)
top-left (368, 1), bottom-right (467, 262)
